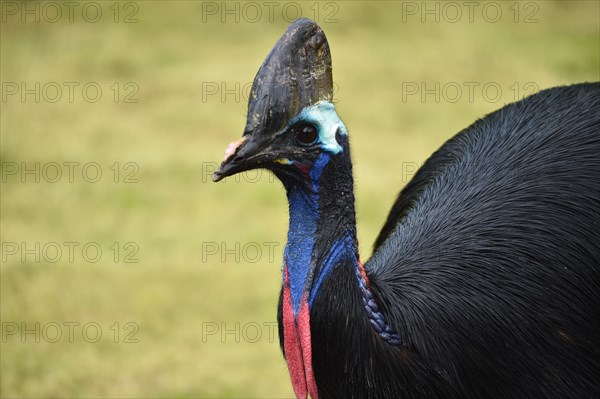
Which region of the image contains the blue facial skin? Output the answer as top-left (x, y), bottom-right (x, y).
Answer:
top-left (283, 102), bottom-right (349, 315)
top-left (291, 101), bottom-right (348, 154)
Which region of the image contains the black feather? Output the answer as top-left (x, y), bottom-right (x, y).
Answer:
top-left (289, 83), bottom-right (600, 398)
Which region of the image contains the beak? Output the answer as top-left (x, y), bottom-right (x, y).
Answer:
top-left (212, 18), bottom-right (333, 183)
top-left (212, 134), bottom-right (270, 182)
top-left (211, 136), bottom-right (248, 182)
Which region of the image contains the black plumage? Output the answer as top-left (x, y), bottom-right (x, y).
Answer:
top-left (214, 19), bottom-right (600, 398)
top-left (307, 83), bottom-right (600, 398)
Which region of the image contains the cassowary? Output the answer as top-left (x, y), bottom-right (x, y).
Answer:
top-left (212, 19), bottom-right (600, 398)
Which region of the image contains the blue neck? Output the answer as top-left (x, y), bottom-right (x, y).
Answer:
top-left (284, 184), bottom-right (320, 315)
top-left (284, 178), bottom-right (401, 346)
top-left (284, 188), bottom-right (358, 314)
top-left (283, 153), bottom-right (340, 315)
top-left (282, 151), bottom-right (402, 346)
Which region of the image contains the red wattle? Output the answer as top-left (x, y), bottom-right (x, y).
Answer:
top-left (283, 267), bottom-right (318, 398)
top-left (298, 299), bottom-right (318, 399)
top-left (283, 268), bottom-right (308, 399)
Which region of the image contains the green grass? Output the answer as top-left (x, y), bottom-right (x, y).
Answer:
top-left (1, 1), bottom-right (598, 397)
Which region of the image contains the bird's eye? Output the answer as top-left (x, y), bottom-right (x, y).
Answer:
top-left (295, 123), bottom-right (318, 146)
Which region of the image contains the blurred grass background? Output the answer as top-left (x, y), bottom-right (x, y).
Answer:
top-left (0, 1), bottom-right (598, 397)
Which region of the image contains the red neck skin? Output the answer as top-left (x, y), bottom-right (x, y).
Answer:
top-left (282, 266), bottom-right (318, 399)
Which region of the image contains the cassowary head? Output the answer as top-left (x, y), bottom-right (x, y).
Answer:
top-left (213, 20), bottom-right (355, 399)
top-left (212, 19), bottom-right (348, 189)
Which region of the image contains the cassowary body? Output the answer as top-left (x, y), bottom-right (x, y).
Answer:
top-left (213, 19), bottom-right (600, 398)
